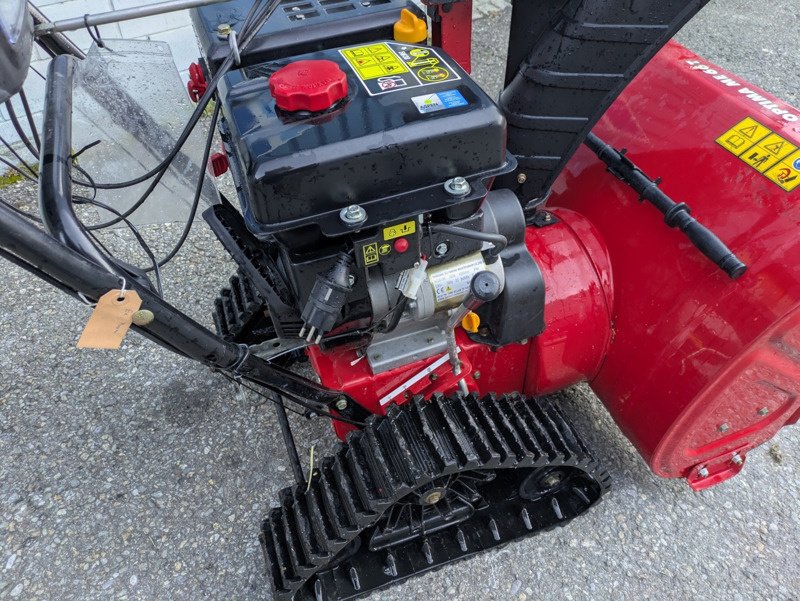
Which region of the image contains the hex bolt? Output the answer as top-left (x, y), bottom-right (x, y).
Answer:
top-left (731, 453), bottom-right (744, 466)
top-left (718, 423), bottom-right (730, 433)
top-left (217, 23), bottom-right (232, 38)
top-left (335, 397), bottom-right (348, 411)
top-left (697, 466), bottom-right (709, 478)
top-left (758, 407), bottom-right (769, 416)
top-left (443, 176), bottom-right (471, 197)
top-left (429, 373), bottom-right (439, 382)
top-left (434, 241), bottom-right (450, 257)
top-left (517, 173), bottom-right (527, 184)
top-left (340, 204), bottom-right (367, 226)
top-left (473, 371), bottom-right (481, 380)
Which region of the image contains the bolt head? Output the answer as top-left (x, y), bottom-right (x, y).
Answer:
top-left (340, 204), bottom-right (367, 226)
top-left (131, 309), bottom-right (155, 326)
top-left (434, 241), bottom-right (450, 257)
top-left (517, 172), bottom-right (527, 184)
top-left (718, 423), bottom-right (730, 433)
top-left (216, 23), bottom-right (232, 38)
top-left (335, 398), bottom-right (348, 411)
top-left (758, 407), bottom-right (769, 416)
top-left (348, 274), bottom-right (356, 286)
top-left (429, 373), bottom-right (439, 382)
top-left (731, 453), bottom-right (743, 466)
top-left (473, 371), bottom-right (481, 380)
top-left (697, 467), bottom-right (709, 478)
top-left (443, 176), bottom-right (471, 197)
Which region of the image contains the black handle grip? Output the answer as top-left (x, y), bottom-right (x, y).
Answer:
top-left (665, 205), bottom-right (747, 280)
top-left (585, 133), bottom-right (747, 281)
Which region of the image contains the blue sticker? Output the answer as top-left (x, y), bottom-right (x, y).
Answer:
top-left (411, 90), bottom-right (468, 114)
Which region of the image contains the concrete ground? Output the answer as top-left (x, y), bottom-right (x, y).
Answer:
top-left (1, 1), bottom-right (798, 600)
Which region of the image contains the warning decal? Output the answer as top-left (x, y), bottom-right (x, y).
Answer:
top-left (716, 117), bottom-right (800, 191)
top-left (340, 42), bottom-right (460, 96)
top-left (362, 243), bottom-right (379, 266)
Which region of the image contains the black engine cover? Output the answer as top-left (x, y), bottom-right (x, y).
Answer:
top-left (218, 41), bottom-right (512, 240)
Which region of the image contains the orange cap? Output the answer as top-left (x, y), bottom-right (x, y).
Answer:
top-left (461, 311), bottom-right (481, 334)
top-left (394, 8), bottom-right (428, 44)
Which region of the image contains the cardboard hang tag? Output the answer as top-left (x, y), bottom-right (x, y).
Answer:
top-left (77, 290), bottom-right (142, 349)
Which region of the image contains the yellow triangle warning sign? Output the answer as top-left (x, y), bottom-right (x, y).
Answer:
top-left (764, 140), bottom-right (786, 155)
top-left (739, 125), bottom-right (759, 138)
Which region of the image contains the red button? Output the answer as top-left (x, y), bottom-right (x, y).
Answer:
top-left (269, 60), bottom-right (348, 112)
top-left (394, 238), bottom-right (409, 253)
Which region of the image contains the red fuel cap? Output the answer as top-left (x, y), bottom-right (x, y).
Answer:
top-left (269, 60), bottom-right (348, 112)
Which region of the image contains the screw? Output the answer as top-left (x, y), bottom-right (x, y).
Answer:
top-left (373, 354), bottom-right (382, 361)
top-left (544, 213), bottom-right (553, 222)
top-left (758, 407), bottom-right (769, 416)
top-left (434, 241), bottom-right (450, 257)
top-left (697, 467), bottom-right (709, 478)
top-left (478, 325), bottom-right (490, 337)
top-left (443, 176), bottom-right (471, 197)
top-left (718, 423), bottom-right (730, 433)
top-left (429, 373), bottom-right (439, 382)
top-left (731, 453), bottom-right (744, 466)
top-left (217, 23), bottom-right (232, 38)
top-left (335, 397), bottom-right (348, 411)
top-left (348, 274), bottom-right (356, 286)
top-left (517, 173), bottom-right (527, 184)
top-left (473, 371), bottom-right (481, 380)
top-left (340, 204), bottom-right (367, 226)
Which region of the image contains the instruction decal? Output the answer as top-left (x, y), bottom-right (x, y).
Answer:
top-left (383, 220), bottom-right (416, 241)
top-left (362, 242), bottom-right (380, 266)
top-left (716, 117), bottom-right (800, 191)
top-left (340, 43), bottom-right (460, 96)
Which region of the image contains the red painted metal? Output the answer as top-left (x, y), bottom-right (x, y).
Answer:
top-left (550, 41), bottom-right (800, 488)
top-left (428, 0), bottom-right (472, 73)
top-left (311, 41), bottom-right (800, 490)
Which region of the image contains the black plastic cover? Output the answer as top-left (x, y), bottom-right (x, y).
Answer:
top-left (219, 42), bottom-right (512, 238)
top-left (191, 0), bottom-right (416, 73)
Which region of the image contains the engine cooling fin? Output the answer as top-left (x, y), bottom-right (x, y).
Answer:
top-left (260, 393), bottom-right (611, 600)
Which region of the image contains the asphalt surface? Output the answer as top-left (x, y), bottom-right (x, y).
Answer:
top-left (1, 1), bottom-right (798, 600)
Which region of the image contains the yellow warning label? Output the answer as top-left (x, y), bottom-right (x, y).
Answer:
top-left (342, 43), bottom-right (408, 80)
top-left (716, 117), bottom-right (799, 191)
top-left (764, 150), bottom-right (800, 191)
top-left (383, 220), bottom-right (416, 241)
top-left (363, 243), bottom-right (379, 266)
top-left (716, 117), bottom-right (771, 156)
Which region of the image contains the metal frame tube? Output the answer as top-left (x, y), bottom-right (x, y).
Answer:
top-left (34, 0), bottom-right (227, 35)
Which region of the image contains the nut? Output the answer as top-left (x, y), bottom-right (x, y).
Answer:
top-left (517, 173), bottom-right (527, 184)
top-left (335, 397), bottom-right (348, 411)
top-left (434, 241), bottom-right (450, 257)
top-left (443, 176), bottom-right (471, 197)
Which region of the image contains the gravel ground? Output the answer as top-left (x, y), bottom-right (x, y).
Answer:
top-left (1, 2), bottom-right (798, 600)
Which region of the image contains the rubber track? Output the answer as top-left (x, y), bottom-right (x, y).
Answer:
top-left (260, 393), bottom-right (611, 600)
top-left (212, 268), bottom-right (275, 345)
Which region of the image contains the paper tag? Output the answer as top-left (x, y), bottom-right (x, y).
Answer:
top-left (77, 290), bottom-right (142, 349)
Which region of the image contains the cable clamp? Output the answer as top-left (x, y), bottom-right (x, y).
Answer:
top-left (229, 343), bottom-right (251, 375)
top-left (229, 30), bottom-right (241, 65)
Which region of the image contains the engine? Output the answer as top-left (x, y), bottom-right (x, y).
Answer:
top-left (206, 39), bottom-right (544, 378)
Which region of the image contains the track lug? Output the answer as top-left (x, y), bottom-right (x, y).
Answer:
top-left (521, 507), bottom-right (533, 530)
top-left (489, 517), bottom-right (501, 541)
top-left (457, 527), bottom-right (468, 552)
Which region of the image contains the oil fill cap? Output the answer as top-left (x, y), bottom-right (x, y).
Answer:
top-left (269, 60), bottom-right (348, 112)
